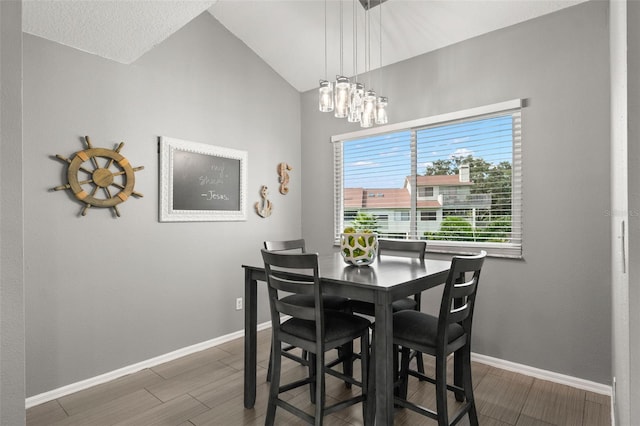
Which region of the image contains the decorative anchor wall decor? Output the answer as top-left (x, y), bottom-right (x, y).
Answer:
top-left (254, 185), bottom-right (273, 218)
top-left (52, 136), bottom-right (144, 217)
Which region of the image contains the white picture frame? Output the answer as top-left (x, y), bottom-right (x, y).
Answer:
top-left (159, 136), bottom-right (247, 222)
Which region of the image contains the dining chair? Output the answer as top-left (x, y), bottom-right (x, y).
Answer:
top-left (261, 249), bottom-right (371, 425)
top-left (349, 238), bottom-right (428, 375)
top-left (392, 250), bottom-right (486, 426)
top-left (263, 239), bottom-right (351, 382)
top-left (349, 238), bottom-right (427, 316)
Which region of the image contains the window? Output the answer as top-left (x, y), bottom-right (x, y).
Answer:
top-left (395, 211), bottom-right (410, 221)
top-left (333, 100), bottom-right (523, 258)
top-left (418, 186), bottom-right (434, 197)
top-left (374, 214), bottom-right (389, 222)
top-left (421, 211), bottom-right (437, 221)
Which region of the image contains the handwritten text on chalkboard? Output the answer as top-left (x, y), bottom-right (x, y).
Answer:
top-left (173, 150), bottom-right (241, 211)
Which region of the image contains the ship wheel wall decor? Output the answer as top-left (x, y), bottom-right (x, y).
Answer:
top-left (53, 136), bottom-right (144, 217)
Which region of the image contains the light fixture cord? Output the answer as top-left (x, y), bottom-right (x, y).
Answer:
top-left (324, 0), bottom-right (328, 80)
top-left (367, 0), bottom-right (372, 89)
top-left (353, 0), bottom-right (357, 81)
top-left (379, 0), bottom-right (382, 93)
top-left (340, 0), bottom-right (344, 76)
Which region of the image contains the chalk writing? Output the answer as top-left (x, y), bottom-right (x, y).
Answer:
top-left (172, 149), bottom-right (240, 211)
top-left (199, 163), bottom-right (227, 186)
top-left (201, 191), bottom-right (230, 201)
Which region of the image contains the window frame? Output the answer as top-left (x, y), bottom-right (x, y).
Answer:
top-left (332, 99), bottom-right (523, 259)
top-left (420, 211), bottom-right (437, 221)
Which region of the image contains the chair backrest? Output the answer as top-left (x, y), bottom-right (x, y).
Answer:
top-left (264, 239), bottom-right (306, 253)
top-left (378, 238), bottom-right (426, 260)
top-left (261, 248), bottom-right (323, 336)
top-left (438, 251), bottom-right (486, 347)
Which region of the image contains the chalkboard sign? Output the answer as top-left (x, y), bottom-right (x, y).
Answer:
top-left (159, 137), bottom-right (247, 222)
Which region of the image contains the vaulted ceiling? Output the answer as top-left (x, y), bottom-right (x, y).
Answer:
top-left (22, 0), bottom-right (588, 92)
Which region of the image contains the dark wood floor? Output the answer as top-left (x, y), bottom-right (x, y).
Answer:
top-left (27, 328), bottom-right (611, 425)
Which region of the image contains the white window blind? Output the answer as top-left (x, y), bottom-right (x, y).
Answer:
top-left (333, 100), bottom-right (523, 258)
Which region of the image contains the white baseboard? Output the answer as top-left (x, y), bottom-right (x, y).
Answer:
top-left (471, 352), bottom-right (612, 397)
top-left (25, 320), bottom-right (273, 409)
top-left (26, 322), bottom-right (612, 409)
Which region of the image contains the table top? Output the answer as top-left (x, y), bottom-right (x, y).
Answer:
top-left (243, 252), bottom-right (451, 295)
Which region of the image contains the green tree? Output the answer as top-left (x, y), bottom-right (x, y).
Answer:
top-left (426, 216), bottom-right (475, 241)
top-left (425, 216), bottom-right (512, 242)
top-left (424, 159), bottom-right (455, 176)
top-left (423, 155), bottom-right (512, 218)
top-left (352, 212), bottom-right (379, 232)
top-left (475, 217), bottom-right (511, 242)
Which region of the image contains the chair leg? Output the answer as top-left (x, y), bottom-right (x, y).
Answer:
top-left (435, 352), bottom-right (449, 426)
top-left (266, 344), bottom-right (273, 382)
top-left (342, 341), bottom-right (354, 389)
top-left (265, 338), bottom-right (282, 426)
top-left (454, 349), bottom-right (465, 402)
top-left (309, 353), bottom-right (317, 404)
top-left (398, 346), bottom-right (411, 401)
top-left (462, 345), bottom-right (479, 426)
top-left (416, 350), bottom-right (426, 379)
top-left (315, 352), bottom-right (325, 426)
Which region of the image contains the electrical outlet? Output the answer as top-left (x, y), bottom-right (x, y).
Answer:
top-left (236, 297), bottom-right (243, 311)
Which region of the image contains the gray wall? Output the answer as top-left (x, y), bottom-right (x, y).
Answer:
top-left (24, 12), bottom-right (301, 397)
top-left (627, 0), bottom-right (639, 418)
top-left (1, 0), bottom-right (25, 423)
top-left (301, 1), bottom-right (612, 384)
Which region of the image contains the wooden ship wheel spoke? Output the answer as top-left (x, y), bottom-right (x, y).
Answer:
top-left (53, 136), bottom-right (144, 217)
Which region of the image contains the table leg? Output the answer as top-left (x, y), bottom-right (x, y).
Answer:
top-left (374, 297), bottom-right (394, 425)
top-left (244, 269), bottom-right (258, 408)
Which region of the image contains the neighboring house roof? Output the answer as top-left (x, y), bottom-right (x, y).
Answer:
top-left (408, 174), bottom-right (474, 187)
top-left (344, 188), bottom-right (365, 208)
top-left (345, 173), bottom-right (475, 209)
top-left (344, 188), bottom-right (441, 209)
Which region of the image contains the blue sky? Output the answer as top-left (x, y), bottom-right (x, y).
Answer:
top-left (343, 115), bottom-right (513, 189)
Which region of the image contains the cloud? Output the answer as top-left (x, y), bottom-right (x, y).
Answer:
top-left (452, 137), bottom-right (471, 144)
top-left (450, 148), bottom-right (473, 158)
top-left (351, 160), bottom-right (377, 167)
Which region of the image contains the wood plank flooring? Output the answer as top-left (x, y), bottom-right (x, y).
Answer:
top-left (26, 328), bottom-right (611, 425)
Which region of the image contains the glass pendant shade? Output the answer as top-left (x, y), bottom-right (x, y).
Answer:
top-left (319, 80), bottom-right (334, 112)
top-left (334, 76), bottom-right (350, 118)
top-left (375, 96), bottom-right (388, 125)
top-left (360, 89), bottom-right (377, 128)
top-left (347, 82), bottom-right (364, 123)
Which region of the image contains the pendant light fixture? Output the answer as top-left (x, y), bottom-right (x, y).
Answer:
top-left (318, 0), bottom-right (388, 126)
top-left (319, 0), bottom-right (334, 112)
top-left (334, 0), bottom-right (350, 118)
top-left (375, 0), bottom-right (388, 125)
top-left (360, 0), bottom-right (375, 128)
top-left (347, 0), bottom-right (363, 123)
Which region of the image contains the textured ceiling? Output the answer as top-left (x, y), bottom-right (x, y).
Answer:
top-left (22, 0), bottom-right (216, 64)
top-left (23, 0), bottom-right (588, 92)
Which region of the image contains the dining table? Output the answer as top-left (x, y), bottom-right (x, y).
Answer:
top-left (242, 251), bottom-right (451, 425)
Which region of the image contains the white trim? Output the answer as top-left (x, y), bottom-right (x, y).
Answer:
top-left (331, 99), bottom-right (523, 143)
top-left (26, 320), bottom-right (612, 410)
top-left (471, 352), bottom-right (613, 397)
top-left (25, 320), bottom-right (273, 409)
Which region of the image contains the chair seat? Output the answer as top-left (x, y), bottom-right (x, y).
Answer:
top-left (350, 297), bottom-right (418, 316)
top-left (282, 312), bottom-right (371, 344)
top-left (393, 310), bottom-right (465, 349)
top-left (282, 294), bottom-right (350, 311)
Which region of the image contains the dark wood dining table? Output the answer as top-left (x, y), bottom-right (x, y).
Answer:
top-left (242, 251), bottom-right (451, 425)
